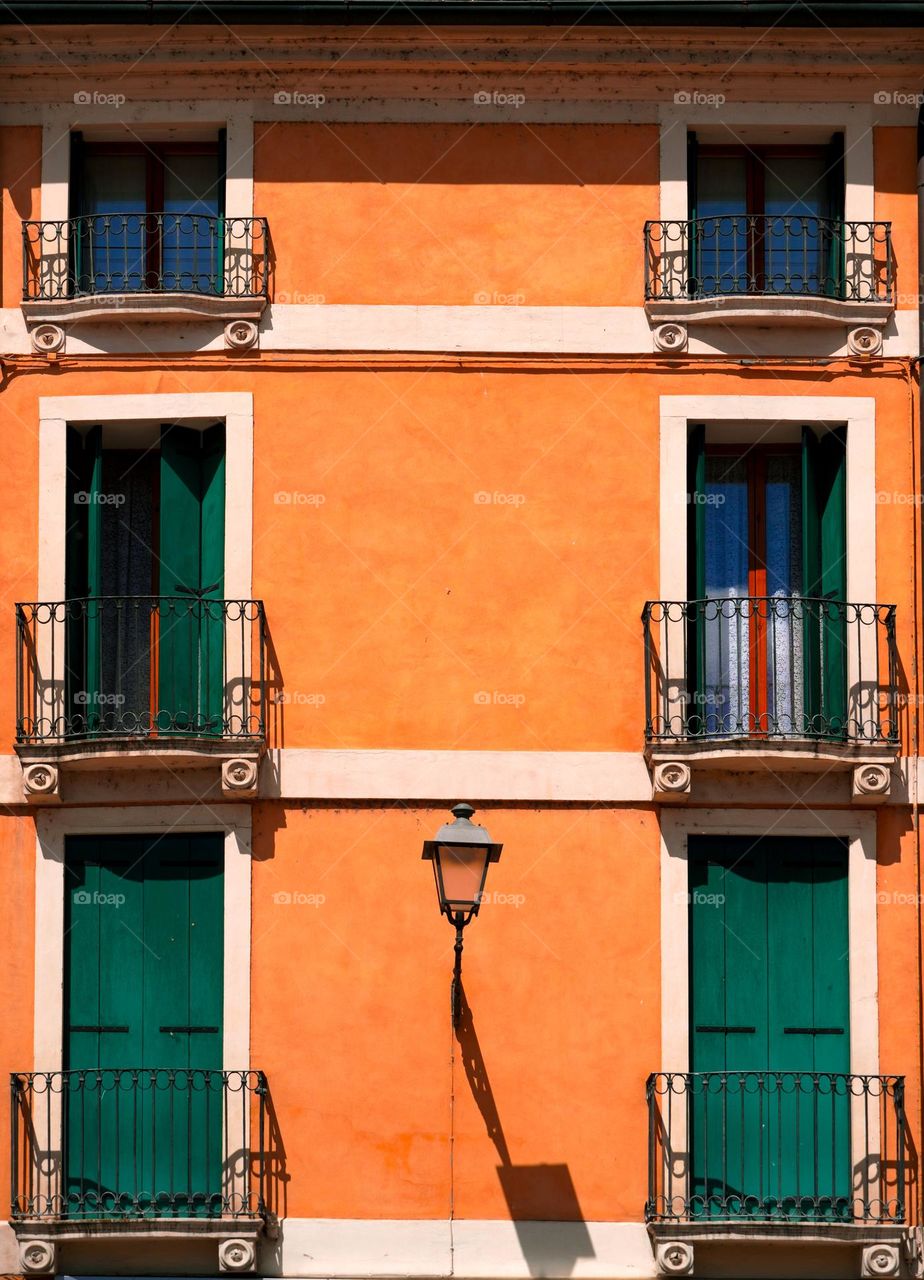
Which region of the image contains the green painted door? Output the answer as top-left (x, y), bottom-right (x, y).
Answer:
top-left (689, 836), bottom-right (850, 1219)
top-left (158, 424), bottom-right (226, 735)
top-left (64, 833), bottom-right (224, 1218)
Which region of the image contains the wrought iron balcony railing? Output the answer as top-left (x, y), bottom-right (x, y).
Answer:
top-left (642, 597), bottom-right (898, 746)
top-left (644, 216), bottom-right (892, 303)
top-left (22, 214), bottom-right (269, 301)
top-left (16, 597), bottom-right (266, 744)
top-left (11, 1068), bottom-right (267, 1221)
top-left (647, 1071), bottom-right (906, 1225)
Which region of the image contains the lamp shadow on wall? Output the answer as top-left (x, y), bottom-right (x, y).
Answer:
top-left (455, 988), bottom-right (596, 1278)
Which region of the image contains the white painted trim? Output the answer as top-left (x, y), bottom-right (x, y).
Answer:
top-left (265, 748), bottom-right (653, 801)
top-left (276, 1218), bottom-right (656, 1279)
top-left (225, 107), bottom-right (254, 222)
top-left (33, 803), bottom-right (252, 1073)
top-left (658, 395), bottom-right (877, 604)
top-left (0, 750), bottom-right (914, 807)
top-left (657, 103), bottom-right (874, 226)
top-left (39, 104), bottom-right (254, 223)
top-left (38, 392), bottom-right (254, 600)
top-left (5, 306), bottom-right (917, 357)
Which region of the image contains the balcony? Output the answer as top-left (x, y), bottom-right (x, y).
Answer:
top-left (642, 597), bottom-right (899, 795)
top-left (11, 1068), bottom-right (269, 1273)
top-left (22, 213), bottom-right (269, 325)
top-left (646, 1071), bottom-right (907, 1271)
top-left (644, 216), bottom-right (893, 329)
top-left (15, 597), bottom-right (267, 795)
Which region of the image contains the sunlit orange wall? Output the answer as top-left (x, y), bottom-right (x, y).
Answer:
top-left (874, 127), bottom-right (919, 310)
top-left (0, 357), bottom-right (919, 1222)
top-left (0, 126), bottom-right (40, 309)
top-left (0, 363), bottom-right (917, 753)
top-left (250, 803), bottom-right (661, 1221)
top-left (254, 123), bottom-right (659, 306)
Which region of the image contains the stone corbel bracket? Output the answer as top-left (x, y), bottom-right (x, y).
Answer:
top-left (30, 323), bottom-right (66, 356)
top-left (656, 1240), bottom-right (694, 1276)
top-left (848, 325), bottom-right (884, 357)
top-left (225, 319), bottom-right (259, 351)
top-left (20, 1240), bottom-right (57, 1274)
top-left (219, 1237), bottom-right (258, 1273)
top-left (852, 762), bottom-right (891, 804)
top-left (221, 756), bottom-right (260, 797)
top-left (861, 1243), bottom-right (900, 1277)
top-left (22, 761), bottom-right (61, 803)
top-left (652, 760), bottom-right (692, 803)
top-left (653, 321), bottom-right (688, 354)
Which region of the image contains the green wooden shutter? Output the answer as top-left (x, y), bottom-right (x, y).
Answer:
top-left (824, 132), bottom-right (845, 299)
top-left (65, 836), bottom-right (147, 1215)
top-left (158, 425), bottom-right (226, 735)
top-left (686, 425), bottom-right (706, 734)
top-left (687, 131), bottom-right (699, 296)
top-left (65, 426), bottom-right (103, 735)
top-left (689, 838), bottom-right (769, 1214)
top-left (141, 835), bottom-right (224, 1214)
top-left (802, 427), bottom-right (847, 738)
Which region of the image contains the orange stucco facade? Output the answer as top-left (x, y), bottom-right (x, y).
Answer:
top-left (0, 13), bottom-right (921, 1280)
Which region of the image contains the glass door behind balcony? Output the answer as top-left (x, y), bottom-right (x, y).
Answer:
top-left (71, 136), bottom-right (222, 297)
top-left (687, 426), bottom-right (847, 739)
top-left (691, 137), bottom-right (842, 298)
top-left (688, 835), bottom-right (851, 1220)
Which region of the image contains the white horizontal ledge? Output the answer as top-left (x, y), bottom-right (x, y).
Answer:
top-left (265, 749), bottom-right (652, 802)
top-left (1, 306), bottom-right (918, 358)
top-left (275, 1218), bottom-right (657, 1280)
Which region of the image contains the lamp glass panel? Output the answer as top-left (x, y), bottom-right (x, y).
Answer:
top-left (436, 843), bottom-right (489, 909)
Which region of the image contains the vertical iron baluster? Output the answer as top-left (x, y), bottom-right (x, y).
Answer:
top-left (151, 1070), bottom-right (157, 1215)
top-left (895, 1077), bottom-right (906, 1221)
top-left (259, 606), bottom-right (266, 738)
top-left (812, 1074), bottom-right (819, 1214)
top-left (778, 1075), bottom-right (783, 1213)
top-left (10, 1076), bottom-right (17, 1217)
top-left (238, 602), bottom-right (245, 738)
top-left (133, 1070), bottom-right (139, 1212)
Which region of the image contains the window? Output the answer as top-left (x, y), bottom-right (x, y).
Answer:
top-left (688, 134), bottom-right (844, 296)
top-left (70, 134), bottom-right (225, 295)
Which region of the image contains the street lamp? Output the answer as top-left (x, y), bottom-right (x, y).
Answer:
top-left (422, 803), bottom-right (503, 1026)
